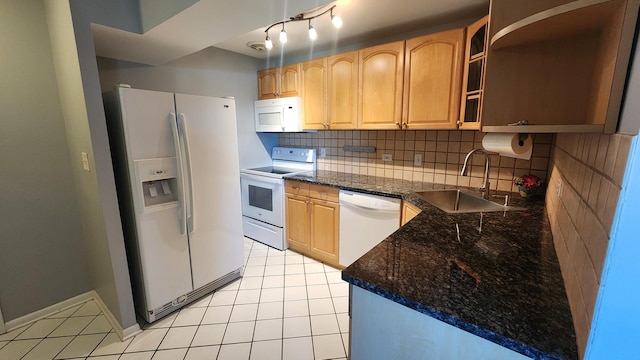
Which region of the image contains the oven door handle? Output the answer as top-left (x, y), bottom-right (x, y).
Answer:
top-left (169, 112), bottom-right (187, 235)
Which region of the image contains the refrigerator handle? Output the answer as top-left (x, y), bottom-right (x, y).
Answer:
top-left (177, 113), bottom-right (195, 233)
top-left (169, 113), bottom-right (187, 235)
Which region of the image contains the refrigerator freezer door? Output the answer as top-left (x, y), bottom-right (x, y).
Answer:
top-left (175, 93), bottom-right (244, 290)
top-left (117, 88), bottom-right (194, 310)
top-left (118, 88), bottom-right (176, 160)
top-left (138, 207), bottom-right (193, 310)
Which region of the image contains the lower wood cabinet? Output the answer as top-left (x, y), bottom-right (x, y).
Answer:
top-left (401, 200), bottom-right (422, 226)
top-left (285, 180), bottom-right (340, 267)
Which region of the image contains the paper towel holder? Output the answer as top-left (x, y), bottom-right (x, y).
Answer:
top-left (517, 133), bottom-right (530, 147)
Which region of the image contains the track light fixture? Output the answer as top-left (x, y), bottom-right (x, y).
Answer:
top-left (264, 5), bottom-right (341, 50)
top-left (264, 35), bottom-right (273, 49)
top-left (330, 7), bottom-right (343, 28)
top-left (279, 23), bottom-right (287, 44)
top-left (308, 20), bottom-right (317, 41)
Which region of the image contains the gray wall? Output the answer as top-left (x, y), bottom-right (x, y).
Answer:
top-left (0, 0), bottom-right (90, 322)
top-left (56, 0), bottom-right (142, 331)
top-left (97, 47), bottom-right (276, 169)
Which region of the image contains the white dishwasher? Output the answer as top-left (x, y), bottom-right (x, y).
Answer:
top-left (339, 190), bottom-right (401, 267)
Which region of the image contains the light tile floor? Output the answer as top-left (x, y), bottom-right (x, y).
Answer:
top-left (0, 238), bottom-right (349, 360)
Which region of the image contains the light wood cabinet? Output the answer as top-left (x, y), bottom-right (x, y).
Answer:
top-left (358, 41), bottom-right (405, 129)
top-left (285, 180), bottom-right (340, 267)
top-left (458, 16), bottom-right (488, 130)
top-left (257, 64), bottom-right (300, 99)
top-left (327, 51), bottom-right (359, 129)
top-left (401, 201), bottom-right (422, 226)
top-left (402, 29), bottom-right (465, 130)
top-left (482, 0), bottom-right (639, 133)
top-left (301, 58), bottom-right (327, 129)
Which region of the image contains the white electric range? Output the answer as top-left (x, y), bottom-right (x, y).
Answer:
top-left (240, 147), bottom-right (316, 250)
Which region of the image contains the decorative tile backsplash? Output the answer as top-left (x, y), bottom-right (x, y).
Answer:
top-left (546, 132), bottom-right (632, 357)
top-left (278, 130), bottom-right (553, 193)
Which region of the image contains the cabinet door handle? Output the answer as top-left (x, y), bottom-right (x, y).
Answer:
top-left (402, 122), bottom-right (407, 128)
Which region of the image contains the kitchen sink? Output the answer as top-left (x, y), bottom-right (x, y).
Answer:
top-left (414, 189), bottom-right (525, 214)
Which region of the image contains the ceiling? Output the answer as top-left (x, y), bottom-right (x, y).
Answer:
top-left (91, 0), bottom-right (489, 65)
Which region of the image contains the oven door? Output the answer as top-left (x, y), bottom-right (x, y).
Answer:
top-left (240, 173), bottom-right (284, 227)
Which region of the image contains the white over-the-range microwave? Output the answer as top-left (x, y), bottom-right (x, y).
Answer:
top-left (254, 97), bottom-right (303, 132)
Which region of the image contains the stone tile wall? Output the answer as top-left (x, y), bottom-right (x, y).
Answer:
top-left (278, 130), bottom-right (553, 193)
top-left (545, 133), bottom-right (632, 357)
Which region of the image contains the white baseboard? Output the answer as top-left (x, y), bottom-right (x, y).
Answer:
top-left (90, 291), bottom-right (141, 340)
top-left (3, 291), bottom-right (141, 341)
top-left (5, 292), bottom-right (94, 332)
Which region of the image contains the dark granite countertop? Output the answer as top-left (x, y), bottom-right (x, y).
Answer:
top-left (286, 170), bottom-right (577, 360)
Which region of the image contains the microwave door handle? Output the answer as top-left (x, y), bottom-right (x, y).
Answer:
top-left (281, 106), bottom-right (286, 131)
top-left (169, 113), bottom-right (187, 235)
top-left (178, 113), bottom-right (195, 233)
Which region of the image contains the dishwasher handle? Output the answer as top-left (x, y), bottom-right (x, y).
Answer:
top-left (339, 190), bottom-right (401, 212)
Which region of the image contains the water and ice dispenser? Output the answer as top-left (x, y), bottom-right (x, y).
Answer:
top-left (135, 158), bottom-right (179, 211)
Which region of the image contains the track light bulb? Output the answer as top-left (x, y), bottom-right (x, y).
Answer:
top-left (279, 24), bottom-right (287, 44)
top-left (308, 21), bottom-right (317, 40)
top-left (265, 35), bottom-right (273, 50)
top-left (331, 9), bottom-right (343, 28)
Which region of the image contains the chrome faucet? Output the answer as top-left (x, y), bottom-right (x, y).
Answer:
top-left (460, 149), bottom-right (492, 199)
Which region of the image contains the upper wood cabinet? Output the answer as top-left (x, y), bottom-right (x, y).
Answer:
top-left (327, 51), bottom-right (359, 129)
top-left (357, 41), bottom-right (405, 129)
top-left (301, 58), bottom-right (327, 129)
top-left (482, 0), bottom-right (639, 133)
top-left (458, 16), bottom-right (488, 130)
top-left (402, 28), bottom-right (465, 130)
top-left (257, 63), bottom-right (300, 99)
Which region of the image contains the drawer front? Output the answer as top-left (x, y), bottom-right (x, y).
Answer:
top-left (285, 180), bottom-right (310, 196)
top-left (309, 184), bottom-right (339, 202)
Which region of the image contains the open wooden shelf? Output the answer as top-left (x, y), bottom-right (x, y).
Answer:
top-left (491, 0), bottom-right (620, 50)
top-left (482, 0), bottom-right (638, 134)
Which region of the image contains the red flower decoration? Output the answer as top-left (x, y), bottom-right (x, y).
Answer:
top-left (514, 174), bottom-right (542, 191)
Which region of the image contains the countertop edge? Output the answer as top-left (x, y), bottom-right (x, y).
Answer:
top-left (342, 272), bottom-right (564, 360)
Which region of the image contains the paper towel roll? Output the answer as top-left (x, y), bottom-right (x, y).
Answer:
top-left (482, 133), bottom-right (533, 160)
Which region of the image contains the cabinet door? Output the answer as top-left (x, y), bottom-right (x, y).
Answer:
top-left (358, 41), bottom-right (405, 129)
top-left (257, 68), bottom-right (278, 99)
top-left (279, 64), bottom-right (300, 98)
top-left (301, 58), bottom-right (327, 130)
top-left (310, 200), bottom-right (339, 266)
top-left (459, 17), bottom-right (488, 131)
top-left (286, 194), bottom-right (310, 250)
top-left (402, 29), bottom-right (464, 129)
top-left (327, 51), bottom-right (359, 129)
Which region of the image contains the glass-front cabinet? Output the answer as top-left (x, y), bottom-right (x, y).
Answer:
top-left (458, 16), bottom-right (488, 130)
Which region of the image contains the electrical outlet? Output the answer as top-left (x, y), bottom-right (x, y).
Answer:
top-left (557, 179), bottom-right (563, 198)
top-left (81, 152), bottom-right (90, 172)
top-left (382, 154), bottom-right (392, 161)
top-left (414, 153), bottom-right (423, 166)
top-left (320, 148), bottom-right (327, 158)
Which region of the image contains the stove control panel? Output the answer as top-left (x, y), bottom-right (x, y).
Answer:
top-left (272, 147), bottom-right (316, 164)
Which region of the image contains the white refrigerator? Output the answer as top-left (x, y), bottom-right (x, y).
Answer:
top-left (104, 86), bottom-right (244, 323)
